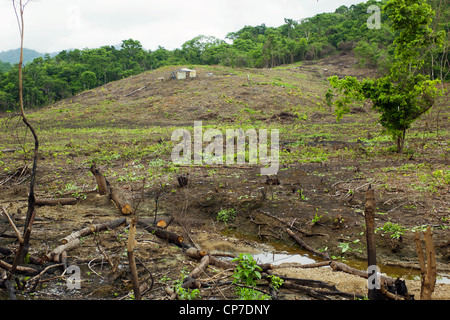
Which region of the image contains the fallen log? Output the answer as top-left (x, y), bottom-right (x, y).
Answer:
top-left (273, 261), bottom-right (331, 269)
top-left (156, 216), bottom-right (174, 229)
top-left (35, 198), bottom-right (78, 206)
top-left (110, 186), bottom-right (133, 216)
top-left (48, 217), bottom-right (127, 262)
top-left (137, 220), bottom-right (184, 246)
top-left (189, 255), bottom-right (210, 279)
top-left (46, 239), bottom-right (80, 263)
top-left (182, 255), bottom-right (210, 289)
top-left (330, 261), bottom-right (394, 286)
top-left (265, 272), bottom-right (337, 291)
top-left (59, 217), bottom-right (126, 244)
top-left (124, 86), bottom-right (146, 97)
top-left (0, 259), bottom-right (38, 275)
top-left (209, 255), bottom-right (236, 270)
top-left (185, 247), bottom-right (208, 259)
top-left (165, 286), bottom-right (177, 300)
top-left (286, 228), bottom-right (330, 260)
top-left (281, 281), bottom-right (330, 300)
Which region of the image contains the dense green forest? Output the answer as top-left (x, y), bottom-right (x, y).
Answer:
top-left (0, 0), bottom-right (448, 111)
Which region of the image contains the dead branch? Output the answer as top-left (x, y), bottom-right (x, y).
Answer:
top-left (1, 206), bottom-right (22, 243)
top-left (90, 164), bottom-right (133, 215)
top-left (90, 164), bottom-right (109, 195)
top-left (25, 263), bottom-right (64, 293)
top-left (330, 261), bottom-right (394, 286)
top-left (35, 198), bottom-right (78, 206)
top-left (364, 185), bottom-right (380, 300)
top-left (273, 261), bottom-right (331, 269)
top-left (47, 239), bottom-right (80, 263)
top-left (124, 86), bottom-right (147, 97)
top-left (286, 228), bottom-right (330, 260)
top-left (59, 217), bottom-right (126, 244)
top-left (48, 217), bottom-right (126, 262)
top-left (0, 259), bottom-right (37, 275)
top-left (137, 220), bottom-right (184, 246)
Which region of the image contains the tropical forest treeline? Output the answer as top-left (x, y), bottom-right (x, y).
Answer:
top-left (0, 0), bottom-right (448, 111)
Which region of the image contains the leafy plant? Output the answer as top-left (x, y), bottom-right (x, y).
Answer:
top-left (375, 222), bottom-right (406, 240)
top-left (217, 208), bottom-right (236, 224)
top-left (267, 275), bottom-right (284, 291)
top-left (232, 253), bottom-right (262, 286)
top-left (327, 0), bottom-right (445, 153)
top-left (232, 253), bottom-right (270, 300)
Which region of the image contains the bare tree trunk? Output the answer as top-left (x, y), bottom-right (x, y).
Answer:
top-left (414, 226), bottom-right (437, 300)
top-left (127, 216), bottom-right (141, 300)
top-left (7, 1), bottom-right (39, 292)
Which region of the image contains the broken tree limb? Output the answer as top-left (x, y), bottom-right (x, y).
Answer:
top-left (209, 255), bottom-right (236, 270)
top-left (90, 165), bottom-right (109, 195)
top-left (273, 261), bottom-right (331, 269)
top-left (165, 286), bottom-right (177, 300)
top-left (414, 226), bottom-right (437, 300)
top-left (330, 261), bottom-right (394, 286)
top-left (60, 217), bottom-right (126, 244)
top-left (127, 216), bottom-right (141, 300)
top-left (286, 228), bottom-right (330, 260)
top-left (0, 259), bottom-right (38, 275)
top-left (90, 165), bottom-right (133, 215)
top-left (47, 239), bottom-right (80, 263)
top-left (182, 255), bottom-right (210, 289)
top-left (1, 206), bottom-right (22, 243)
top-left (48, 217), bottom-right (126, 262)
top-left (137, 220), bottom-right (184, 246)
top-left (189, 255), bottom-right (210, 279)
top-left (35, 198), bottom-right (78, 206)
top-left (124, 86), bottom-right (146, 97)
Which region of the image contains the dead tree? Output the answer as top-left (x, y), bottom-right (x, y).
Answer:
top-left (127, 215), bottom-right (141, 300)
top-left (11, 0), bottom-right (39, 265)
top-left (364, 185), bottom-right (382, 300)
top-left (90, 164), bottom-right (133, 215)
top-left (414, 226), bottom-right (437, 300)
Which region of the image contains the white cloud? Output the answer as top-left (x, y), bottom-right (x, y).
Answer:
top-left (0, 0), bottom-right (365, 53)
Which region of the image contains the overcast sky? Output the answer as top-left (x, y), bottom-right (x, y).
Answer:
top-left (0, 0), bottom-right (365, 53)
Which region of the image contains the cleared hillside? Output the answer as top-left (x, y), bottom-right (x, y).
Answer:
top-left (1, 55), bottom-right (449, 300)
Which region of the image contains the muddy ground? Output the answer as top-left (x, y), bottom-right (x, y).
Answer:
top-left (1, 53), bottom-right (449, 300)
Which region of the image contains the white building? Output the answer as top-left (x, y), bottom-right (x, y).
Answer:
top-left (175, 68), bottom-right (197, 80)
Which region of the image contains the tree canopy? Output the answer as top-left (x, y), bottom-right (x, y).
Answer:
top-left (328, 0), bottom-right (446, 153)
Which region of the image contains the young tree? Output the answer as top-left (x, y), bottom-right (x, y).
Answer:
top-left (11, 0), bottom-right (39, 272)
top-left (328, 0), bottom-right (445, 153)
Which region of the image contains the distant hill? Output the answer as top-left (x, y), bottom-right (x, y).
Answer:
top-left (0, 60), bottom-right (12, 73)
top-left (0, 48), bottom-right (56, 65)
